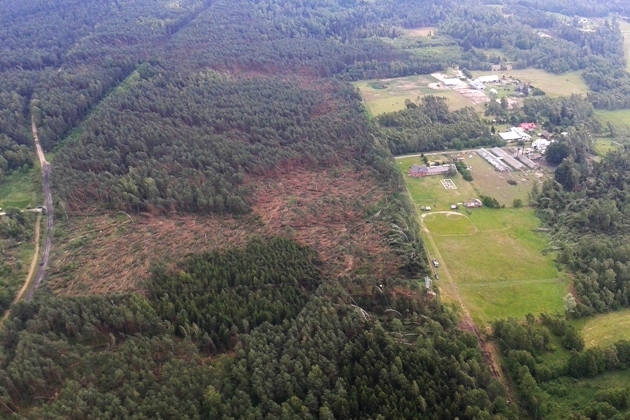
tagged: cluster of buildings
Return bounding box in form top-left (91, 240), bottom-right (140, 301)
top-left (408, 164), bottom-right (455, 178)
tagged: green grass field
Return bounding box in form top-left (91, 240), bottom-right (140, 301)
top-left (576, 309), bottom-right (630, 349)
top-left (594, 138), bottom-right (622, 157)
top-left (596, 109), bottom-right (630, 129)
top-left (471, 68), bottom-right (589, 97)
top-left (0, 167), bottom-right (40, 209)
top-left (428, 209), bottom-right (567, 324)
top-left (399, 155), bottom-right (566, 325)
top-left (354, 75), bottom-right (475, 117)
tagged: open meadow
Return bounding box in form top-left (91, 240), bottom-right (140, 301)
top-left (0, 168), bottom-right (40, 209)
top-left (471, 68), bottom-right (589, 97)
top-left (594, 138), bottom-right (623, 157)
top-left (355, 75), bottom-right (475, 117)
top-left (576, 309), bottom-right (630, 349)
top-left (596, 109), bottom-right (630, 129)
top-left (399, 154), bottom-right (567, 325)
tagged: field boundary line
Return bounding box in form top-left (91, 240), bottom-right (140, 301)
top-left (459, 277), bottom-right (566, 289)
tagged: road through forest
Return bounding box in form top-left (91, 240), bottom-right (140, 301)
top-left (24, 116), bottom-right (53, 301)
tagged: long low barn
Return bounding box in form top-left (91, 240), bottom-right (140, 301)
top-left (490, 147), bottom-right (524, 170)
top-left (518, 154), bottom-right (537, 169)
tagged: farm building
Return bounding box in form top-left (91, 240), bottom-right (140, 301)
top-left (540, 130), bottom-right (553, 140)
top-left (532, 138), bottom-right (551, 151)
top-left (520, 122), bottom-right (536, 131)
top-left (510, 127), bottom-right (532, 140)
top-left (517, 154), bottom-right (537, 169)
top-left (408, 164), bottom-right (454, 178)
top-left (476, 75), bottom-right (500, 83)
top-left (490, 147), bottom-right (524, 170)
top-left (464, 198), bottom-right (483, 208)
top-left (498, 131), bottom-right (522, 142)
top-left (478, 148), bottom-right (510, 172)
top-left (470, 81), bottom-right (485, 90)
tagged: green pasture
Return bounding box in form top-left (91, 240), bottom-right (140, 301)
top-left (471, 68), bottom-right (589, 97)
top-left (594, 138), bottom-right (622, 157)
top-left (596, 109), bottom-right (630, 129)
top-left (355, 75), bottom-right (475, 117)
top-left (0, 167), bottom-right (40, 209)
top-left (427, 209), bottom-right (566, 325)
top-left (399, 156), bottom-right (565, 325)
top-left (576, 309), bottom-right (630, 349)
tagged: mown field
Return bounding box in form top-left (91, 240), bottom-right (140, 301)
top-left (471, 68), bottom-right (589, 97)
top-left (399, 155), bottom-right (567, 325)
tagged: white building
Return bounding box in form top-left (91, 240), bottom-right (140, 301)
top-left (532, 138), bottom-right (551, 151)
top-left (475, 75), bottom-right (500, 83)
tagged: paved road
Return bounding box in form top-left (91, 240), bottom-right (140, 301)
top-left (25, 117), bottom-right (53, 301)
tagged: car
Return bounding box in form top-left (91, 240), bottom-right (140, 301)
top-left (434, 273), bottom-right (439, 280)
top-left (432, 259), bottom-right (439, 268)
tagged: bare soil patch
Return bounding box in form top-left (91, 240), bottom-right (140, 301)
top-left (407, 27), bottom-right (438, 37)
top-left (48, 167), bottom-right (399, 295)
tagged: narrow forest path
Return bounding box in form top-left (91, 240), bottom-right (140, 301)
top-left (24, 116), bottom-right (53, 302)
top-left (1, 213), bottom-right (42, 323)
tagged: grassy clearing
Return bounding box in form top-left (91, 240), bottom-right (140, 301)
top-left (0, 167), bottom-right (40, 209)
top-left (576, 309), bottom-right (630, 349)
top-left (543, 371), bottom-right (630, 420)
top-left (406, 27), bottom-right (438, 37)
top-left (471, 68), bottom-right (589, 97)
top-left (434, 209), bottom-right (559, 283)
top-left (468, 154), bottom-right (542, 206)
top-left (399, 155), bottom-right (565, 325)
top-left (596, 109), bottom-right (630, 129)
top-left (594, 138), bottom-right (622, 157)
top-left (424, 212), bottom-right (476, 236)
top-left (354, 75), bottom-right (475, 117)
top-left (432, 208), bottom-right (566, 324)
top-left (0, 213), bottom-right (38, 314)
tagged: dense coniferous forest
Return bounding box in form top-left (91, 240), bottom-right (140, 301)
top-left (4, 0), bottom-right (630, 417)
top-left (0, 239), bottom-right (517, 419)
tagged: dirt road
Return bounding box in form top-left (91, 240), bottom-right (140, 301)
top-left (24, 116), bottom-right (53, 301)
top-left (1, 214), bottom-right (42, 322)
